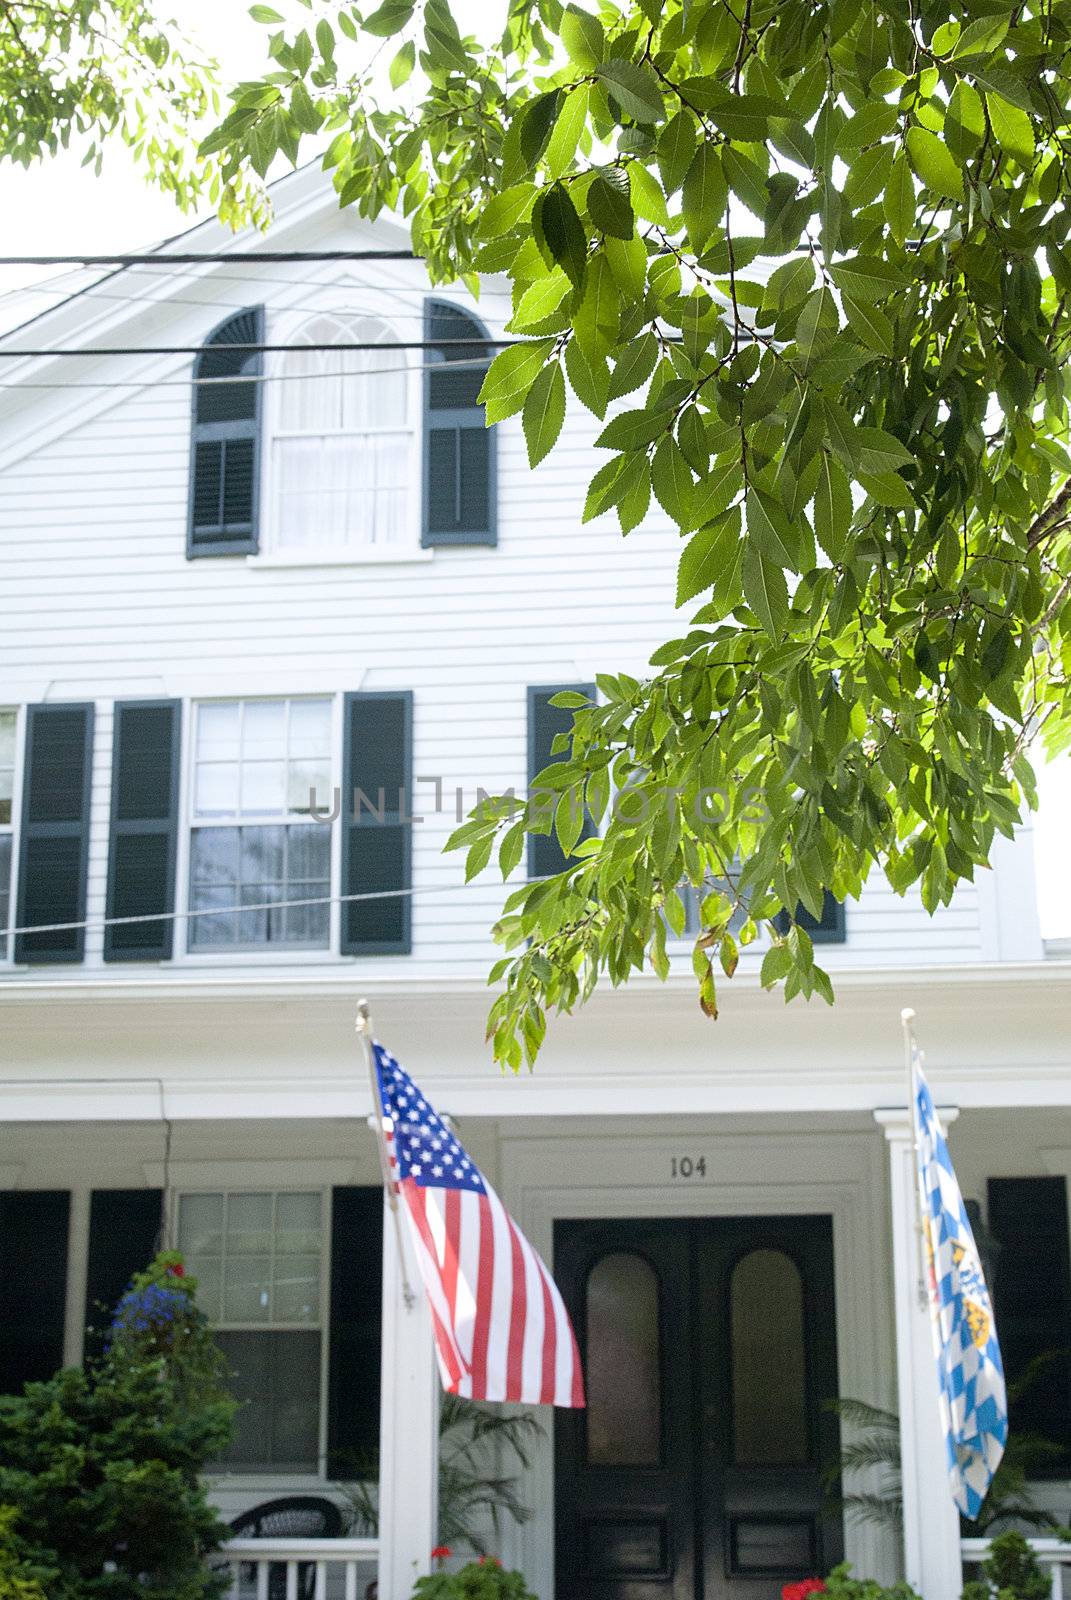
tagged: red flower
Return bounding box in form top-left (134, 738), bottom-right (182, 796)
top-left (782, 1581), bottom-right (826, 1600)
top-left (167, 1263), bottom-right (186, 1277)
top-left (431, 1546), bottom-right (452, 1561)
top-left (477, 1557), bottom-right (501, 1567)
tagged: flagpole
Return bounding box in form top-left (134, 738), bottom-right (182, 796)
top-left (900, 1006), bottom-right (929, 1310)
top-left (356, 998), bottom-right (417, 1311)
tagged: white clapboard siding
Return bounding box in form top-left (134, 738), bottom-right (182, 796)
top-left (0, 196), bottom-right (1038, 984)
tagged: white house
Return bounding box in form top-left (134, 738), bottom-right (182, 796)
top-left (1, 166), bottom-right (1070, 1600)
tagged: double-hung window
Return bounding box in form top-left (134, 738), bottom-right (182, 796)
top-left (0, 710), bottom-right (14, 956)
top-left (188, 698), bottom-right (333, 951)
top-left (273, 313), bottom-right (411, 553)
top-left (178, 1190), bottom-right (325, 1474)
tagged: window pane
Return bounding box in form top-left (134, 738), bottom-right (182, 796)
top-left (197, 702), bottom-right (239, 760)
top-left (0, 836), bottom-right (10, 957)
top-left (191, 1256), bottom-right (223, 1322)
top-left (224, 1254), bottom-right (272, 1322)
top-left (274, 1254), bottom-right (320, 1322)
top-left (242, 700), bottom-right (286, 761)
top-left (179, 1192), bottom-right (224, 1255)
top-left (0, 710), bottom-right (14, 827)
top-left (228, 1192), bottom-right (274, 1253)
top-left (289, 698), bottom-right (332, 757)
top-left (240, 760), bottom-right (286, 816)
top-left (731, 1249), bottom-right (808, 1466)
top-left (215, 1330), bottom-right (321, 1473)
top-left (276, 1192), bottom-right (322, 1249)
top-left (194, 761), bottom-right (239, 818)
top-left (189, 825), bottom-right (328, 950)
top-left (586, 1252), bottom-right (661, 1466)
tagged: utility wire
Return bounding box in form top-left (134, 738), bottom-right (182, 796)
top-left (0, 355), bottom-right (492, 391)
top-left (0, 251), bottom-right (419, 267)
top-left (3, 877), bottom-right (532, 943)
top-left (0, 337), bottom-right (516, 358)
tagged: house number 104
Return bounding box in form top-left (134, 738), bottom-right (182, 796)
top-left (670, 1156), bottom-right (707, 1180)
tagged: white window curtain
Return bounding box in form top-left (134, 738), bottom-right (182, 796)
top-left (274, 312), bottom-right (411, 552)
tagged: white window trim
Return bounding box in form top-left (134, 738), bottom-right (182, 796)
top-left (174, 693), bottom-right (342, 963)
top-left (171, 1183), bottom-right (334, 1481)
top-left (261, 304), bottom-right (423, 563)
top-left (0, 704), bottom-right (24, 969)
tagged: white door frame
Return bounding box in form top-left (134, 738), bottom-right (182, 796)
top-left (498, 1122), bottom-right (900, 1600)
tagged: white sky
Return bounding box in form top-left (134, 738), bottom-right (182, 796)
top-left (0, 1), bottom-right (1067, 940)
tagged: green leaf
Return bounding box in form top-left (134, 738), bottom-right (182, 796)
top-left (721, 146), bottom-right (768, 219)
top-left (596, 60), bottom-right (664, 124)
top-left (608, 331), bottom-right (659, 400)
top-left (905, 126), bottom-right (964, 202)
top-left (588, 173), bottom-right (634, 239)
top-left (537, 184), bottom-right (588, 289)
top-left (985, 93), bottom-right (1035, 165)
top-left (249, 5), bottom-right (284, 21)
top-left (676, 506), bottom-right (741, 605)
top-left (657, 111), bottom-right (697, 196)
top-left (389, 40), bottom-right (415, 88)
top-left (478, 338), bottom-right (554, 420)
top-left (795, 285), bottom-right (838, 362)
top-left (362, 1), bottom-right (414, 36)
top-left (544, 83), bottom-right (590, 179)
top-left (523, 361), bottom-right (566, 467)
top-left (913, 630), bottom-right (941, 682)
top-left (479, 184), bottom-right (536, 239)
top-left (746, 488), bottom-right (798, 571)
top-left (520, 90), bottom-right (561, 168)
top-left (813, 454), bottom-right (851, 562)
top-left (762, 255), bottom-right (815, 314)
top-left (651, 435), bottom-right (694, 529)
top-left (982, 625), bottom-right (1012, 681)
top-left (883, 153), bottom-right (914, 247)
top-left (560, 3), bottom-right (604, 69)
top-left (854, 426), bottom-right (915, 474)
top-left (628, 163), bottom-right (670, 226)
top-left (742, 541), bottom-right (789, 638)
top-left (952, 13), bottom-right (1009, 57)
top-left (595, 408), bottom-right (668, 451)
top-left (681, 142), bottom-right (726, 252)
top-left (842, 293), bottom-right (894, 356)
top-left (829, 256), bottom-right (907, 302)
top-left (706, 93), bottom-right (777, 142)
top-left (856, 469), bottom-right (915, 508)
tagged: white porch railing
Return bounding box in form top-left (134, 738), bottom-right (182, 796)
top-left (962, 1539), bottom-right (1071, 1600)
top-left (217, 1536), bottom-right (379, 1600)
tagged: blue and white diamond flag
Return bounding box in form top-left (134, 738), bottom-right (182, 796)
top-left (912, 1046), bottom-right (1007, 1517)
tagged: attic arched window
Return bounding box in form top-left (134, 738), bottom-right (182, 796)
top-left (273, 312), bottom-right (411, 552)
top-left (423, 301), bottom-right (496, 547)
top-left (188, 307), bottom-right (263, 557)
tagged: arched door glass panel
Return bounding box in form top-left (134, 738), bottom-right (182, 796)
top-left (730, 1247), bottom-right (808, 1465)
top-left (586, 1251), bottom-right (661, 1466)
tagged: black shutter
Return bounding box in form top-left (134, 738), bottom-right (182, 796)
top-left (423, 300), bottom-right (496, 547)
top-left (988, 1177), bottom-right (1071, 1465)
top-left (104, 701), bottom-right (181, 962)
top-left (187, 306), bottom-right (263, 557)
top-left (527, 684), bottom-right (595, 879)
top-left (774, 892), bottom-right (846, 944)
top-left (327, 1186), bottom-right (383, 1475)
top-left (15, 703), bottom-right (94, 964)
top-left (84, 1188), bottom-right (163, 1354)
top-left (0, 1191), bottom-right (70, 1391)
top-left (341, 692), bottom-right (412, 955)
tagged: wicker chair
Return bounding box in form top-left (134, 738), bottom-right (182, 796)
top-left (228, 1496), bottom-right (343, 1600)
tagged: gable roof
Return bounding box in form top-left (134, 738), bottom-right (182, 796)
top-left (0, 164), bottom-right (417, 470)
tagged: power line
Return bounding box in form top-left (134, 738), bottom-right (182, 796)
top-left (0, 355), bottom-right (493, 391)
top-left (0, 337), bottom-right (515, 358)
top-left (0, 250), bottom-right (419, 267)
top-left (3, 876), bottom-right (531, 943)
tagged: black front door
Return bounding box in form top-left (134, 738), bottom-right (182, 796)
top-left (554, 1216), bottom-right (843, 1600)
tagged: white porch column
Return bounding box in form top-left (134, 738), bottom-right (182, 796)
top-left (63, 1185), bottom-right (92, 1367)
top-left (376, 1192), bottom-right (439, 1599)
top-left (874, 1109), bottom-right (962, 1600)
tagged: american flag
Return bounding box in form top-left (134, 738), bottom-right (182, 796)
top-left (372, 1041), bottom-right (584, 1407)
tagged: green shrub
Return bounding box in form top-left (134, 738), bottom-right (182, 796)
top-left (0, 1508), bottom-right (49, 1600)
top-left (964, 1530), bottom-right (1052, 1600)
top-left (821, 1563), bottom-right (924, 1600)
top-left (0, 1252), bottom-right (235, 1600)
top-left (411, 1557), bottom-right (537, 1600)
